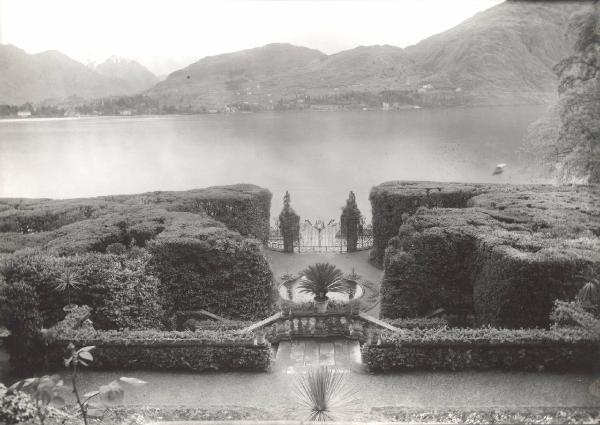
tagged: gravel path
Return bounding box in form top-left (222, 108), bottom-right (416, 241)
top-left (47, 368), bottom-right (599, 409)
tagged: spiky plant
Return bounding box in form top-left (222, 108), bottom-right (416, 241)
top-left (53, 268), bottom-right (81, 307)
top-left (294, 366), bottom-right (357, 422)
top-left (576, 279), bottom-right (600, 311)
top-left (298, 263), bottom-right (347, 301)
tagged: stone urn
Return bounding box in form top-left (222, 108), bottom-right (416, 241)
top-left (314, 297), bottom-right (329, 314)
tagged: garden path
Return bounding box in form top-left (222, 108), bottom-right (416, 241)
top-left (48, 368), bottom-right (599, 409)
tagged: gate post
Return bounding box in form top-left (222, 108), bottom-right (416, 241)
top-left (278, 191), bottom-right (300, 253)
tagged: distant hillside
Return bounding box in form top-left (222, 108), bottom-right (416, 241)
top-left (146, 43), bottom-right (326, 110)
top-left (405, 0), bottom-right (579, 105)
top-left (0, 1), bottom-right (583, 109)
top-left (145, 1), bottom-right (578, 111)
top-left (95, 56), bottom-right (159, 93)
top-left (0, 45), bottom-right (150, 104)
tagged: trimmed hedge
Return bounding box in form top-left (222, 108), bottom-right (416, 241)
top-left (124, 184), bottom-right (272, 244)
top-left (3, 281), bottom-right (45, 374)
top-left (369, 181), bottom-right (488, 267)
top-left (378, 183), bottom-right (600, 328)
top-left (362, 327), bottom-right (596, 372)
top-left (381, 224), bottom-right (476, 321)
top-left (1, 250), bottom-right (164, 330)
top-left (45, 328), bottom-right (271, 372)
top-left (148, 213), bottom-right (273, 321)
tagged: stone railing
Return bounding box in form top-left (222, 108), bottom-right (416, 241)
top-left (241, 311), bottom-right (402, 344)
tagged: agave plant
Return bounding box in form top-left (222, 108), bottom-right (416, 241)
top-left (294, 366), bottom-right (358, 422)
top-left (298, 263), bottom-right (347, 302)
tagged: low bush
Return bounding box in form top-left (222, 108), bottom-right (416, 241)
top-left (45, 328), bottom-right (270, 372)
top-left (1, 250), bottom-right (164, 330)
top-left (362, 326), bottom-right (596, 372)
top-left (149, 214), bottom-right (273, 320)
top-left (3, 281), bottom-right (45, 374)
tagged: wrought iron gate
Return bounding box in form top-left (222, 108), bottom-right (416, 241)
top-left (268, 218), bottom-right (373, 253)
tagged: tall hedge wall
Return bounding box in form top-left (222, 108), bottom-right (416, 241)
top-left (381, 223), bottom-right (476, 320)
top-left (379, 183), bottom-right (600, 328)
top-left (148, 213), bottom-right (273, 321)
top-left (369, 181), bottom-right (490, 267)
top-left (0, 184), bottom-right (272, 252)
top-left (119, 184), bottom-right (272, 244)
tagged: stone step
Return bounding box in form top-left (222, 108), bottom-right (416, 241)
top-left (274, 338), bottom-right (362, 374)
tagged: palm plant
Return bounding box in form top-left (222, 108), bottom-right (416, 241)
top-left (53, 269), bottom-right (82, 308)
top-left (294, 366), bottom-right (358, 422)
top-left (298, 263), bottom-right (347, 302)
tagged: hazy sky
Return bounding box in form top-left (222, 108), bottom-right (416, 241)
top-left (0, 0), bottom-right (502, 75)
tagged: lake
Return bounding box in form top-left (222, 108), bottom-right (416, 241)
top-left (0, 106), bottom-right (547, 221)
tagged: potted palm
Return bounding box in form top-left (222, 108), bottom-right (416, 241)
top-left (298, 263), bottom-right (347, 313)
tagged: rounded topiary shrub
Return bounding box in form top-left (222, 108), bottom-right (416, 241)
top-left (149, 228), bottom-right (273, 321)
top-left (1, 250), bottom-right (164, 330)
top-left (2, 280), bottom-right (45, 374)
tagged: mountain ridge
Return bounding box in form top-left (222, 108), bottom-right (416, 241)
top-left (0, 44), bottom-right (158, 104)
top-left (0, 1), bottom-right (583, 109)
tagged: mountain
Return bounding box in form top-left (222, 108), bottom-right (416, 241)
top-left (146, 43), bottom-right (326, 110)
top-left (0, 1), bottom-right (583, 109)
top-left (0, 45), bottom-right (150, 104)
top-left (145, 1), bottom-right (579, 111)
top-left (404, 0), bottom-right (579, 105)
top-left (95, 56), bottom-right (159, 93)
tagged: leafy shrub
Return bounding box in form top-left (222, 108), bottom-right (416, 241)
top-left (1, 250), bottom-right (164, 330)
top-left (0, 383), bottom-right (37, 425)
top-left (362, 326), bottom-right (595, 372)
top-left (3, 281), bottom-right (45, 374)
top-left (158, 184), bottom-right (272, 244)
top-left (551, 299), bottom-right (600, 338)
top-left (369, 181), bottom-right (483, 267)
top-left (149, 219), bottom-right (273, 320)
top-left (45, 328), bottom-right (270, 372)
top-left (106, 242), bottom-right (127, 255)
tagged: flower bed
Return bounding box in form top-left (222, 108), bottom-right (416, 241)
top-left (362, 327), bottom-right (597, 371)
top-left (45, 328), bottom-right (271, 372)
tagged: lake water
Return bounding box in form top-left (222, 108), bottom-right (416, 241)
top-left (0, 106), bottom-right (547, 220)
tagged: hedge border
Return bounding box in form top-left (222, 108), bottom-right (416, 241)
top-left (45, 329), bottom-right (271, 372)
top-left (362, 327), bottom-right (597, 372)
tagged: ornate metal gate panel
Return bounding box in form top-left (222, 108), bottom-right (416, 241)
top-left (268, 218), bottom-right (373, 253)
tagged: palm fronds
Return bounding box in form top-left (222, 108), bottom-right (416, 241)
top-left (52, 269), bottom-right (82, 306)
top-left (294, 366), bottom-right (358, 422)
top-left (297, 263), bottom-right (347, 301)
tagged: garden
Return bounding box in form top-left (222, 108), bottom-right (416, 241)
top-left (0, 182), bottom-right (599, 424)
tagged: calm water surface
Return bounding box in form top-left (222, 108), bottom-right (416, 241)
top-left (0, 106), bottom-right (546, 219)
